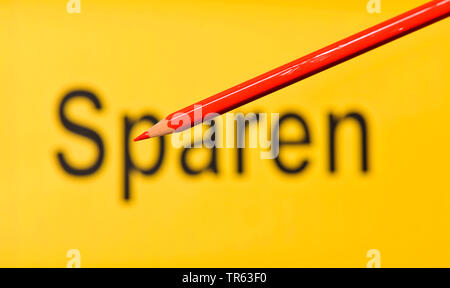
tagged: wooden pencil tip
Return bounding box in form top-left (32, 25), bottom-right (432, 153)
top-left (133, 119), bottom-right (175, 142)
top-left (134, 131), bottom-right (150, 142)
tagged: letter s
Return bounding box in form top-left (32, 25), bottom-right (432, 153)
top-left (57, 89), bottom-right (104, 176)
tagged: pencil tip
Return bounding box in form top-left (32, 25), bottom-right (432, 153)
top-left (133, 119), bottom-right (174, 142)
top-left (134, 131), bottom-right (150, 142)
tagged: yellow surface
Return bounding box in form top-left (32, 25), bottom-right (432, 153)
top-left (0, 0), bottom-right (449, 267)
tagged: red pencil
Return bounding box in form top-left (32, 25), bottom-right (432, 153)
top-left (134, 0), bottom-right (449, 141)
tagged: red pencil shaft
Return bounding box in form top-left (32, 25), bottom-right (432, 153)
top-left (166, 0), bottom-right (449, 131)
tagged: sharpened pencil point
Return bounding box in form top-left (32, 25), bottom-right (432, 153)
top-left (134, 131), bottom-right (150, 142)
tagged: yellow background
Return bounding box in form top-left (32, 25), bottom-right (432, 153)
top-left (0, 0), bottom-right (449, 267)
